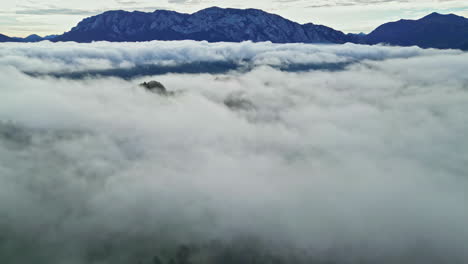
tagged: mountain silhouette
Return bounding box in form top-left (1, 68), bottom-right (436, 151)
top-left (1, 8), bottom-right (467, 50)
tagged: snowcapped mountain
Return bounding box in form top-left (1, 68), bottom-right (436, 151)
top-left (2, 8), bottom-right (467, 50)
top-left (53, 7), bottom-right (348, 43)
top-left (366, 12), bottom-right (468, 50)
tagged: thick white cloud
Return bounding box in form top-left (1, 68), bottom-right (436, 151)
top-left (0, 41), bottom-right (462, 74)
top-left (0, 42), bottom-right (467, 263)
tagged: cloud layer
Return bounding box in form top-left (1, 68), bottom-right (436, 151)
top-left (0, 41), bottom-right (462, 75)
top-left (0, 41), bottom-right (468, 264)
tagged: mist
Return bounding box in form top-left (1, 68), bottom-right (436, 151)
top-left (0, 41), bottom-right (467, 264)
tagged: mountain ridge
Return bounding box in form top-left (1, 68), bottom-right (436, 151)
top-left (365, 12), bottom-right (468, 49)
top-left (1, 8), bottom-right (467, 50)
top-left (53, 7), bottom-right (348, 43)
top-left (0, 33), bottom-right (17, 42)
top-left (1, 34), bottom-right (59, 43)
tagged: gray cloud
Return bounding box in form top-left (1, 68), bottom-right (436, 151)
top-left (0, 41), bottom-right (467, 264)
top-left (15, 7), bottom-right (100, 16)
top-left (115, 0), bottom-right (141, 5)
top-left (278, 0), bottom-right (409, 8)
top-left (168, 0), bottom-right (202, 4)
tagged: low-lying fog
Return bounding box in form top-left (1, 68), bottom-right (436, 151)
top-left (0, 41), bottom-right (467, 264)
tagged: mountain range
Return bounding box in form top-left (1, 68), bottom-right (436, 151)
top-left (1, 7), bottom-right (467, 50)
top-left (0, 33), bottom-right (58, 43)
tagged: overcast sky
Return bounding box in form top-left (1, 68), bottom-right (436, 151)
top-left (1, 0), bottom-right (467, 37)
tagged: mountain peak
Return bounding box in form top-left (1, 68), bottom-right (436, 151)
top-left (54, 6), bottom-right (347, 44)
top-left (424, 12), bottom-right (443, 18)
top-left (421, 12), bottom-right (465, 21)
top-left (201, 6), bottom-right (224, 11)
top-left (102, 9), bottom-right (127, 14)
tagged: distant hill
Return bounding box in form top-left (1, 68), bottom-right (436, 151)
top-left (43, 35), bottom-right (59, 40)
top-left (0, 33), bottom-right (16, 42)
top-left (366, 12), bottom-right (468, 50)
top-left (23, 34), bottom-right (43, 42)
top-left (0, 34), bottom-right (58, 43)
top-left (53, 7), bottom-right (348, 43)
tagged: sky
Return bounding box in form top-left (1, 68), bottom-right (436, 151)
top-left (1, 0), bottom-right (468, 37)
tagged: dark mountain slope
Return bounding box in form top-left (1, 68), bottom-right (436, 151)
top-left (0, 33), bottom-right (16, 42)
top-left (366, 12), bottom-right (468, 50)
